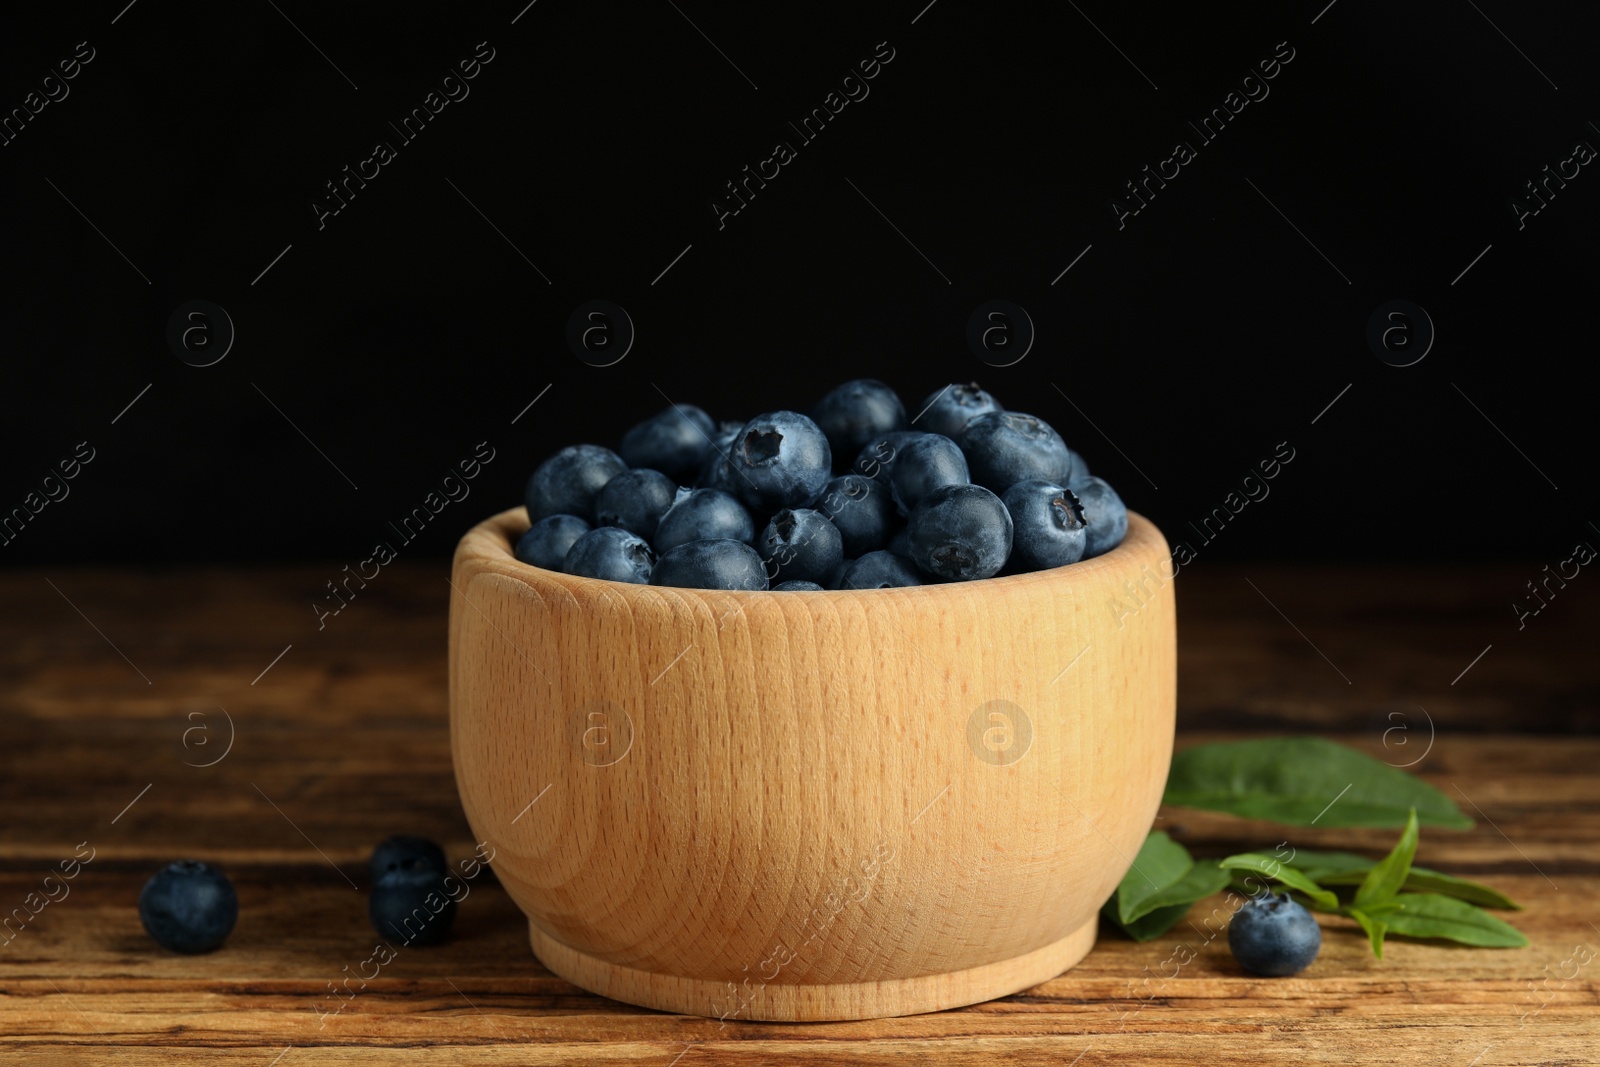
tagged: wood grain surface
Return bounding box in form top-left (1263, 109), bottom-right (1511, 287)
top-left (1, 560), bottom-right (1595, 1064)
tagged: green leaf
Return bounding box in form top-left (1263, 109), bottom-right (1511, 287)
top-left (1102, 833), bottom-right (1234, 941)
top-left (1345, 906), bottom-right (1389, 958)
top-left (1400, 869), bottom-right (1522, 911)
top-left (1163, 737), bottom-right (1474, 829)
top-left (1218, 853), bottom-right (1340, 911)
top-left (1381, 893), bottom-right (1529, 948)
top-left (1291, 848), bottom-right (1521, 909)
top-left (1285, 848), bottom-right (1376, 883)
top-left (1355, 809), bottom-right (1419, 909)
top-left (1122, 862), bottom-right (1233, 923)
top-left (1113, 831), bottom-right (1197, 925)
top-left (1102, 897), bottom-right (1195, 942)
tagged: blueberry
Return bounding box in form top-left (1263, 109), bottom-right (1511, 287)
top-left (730, 412), bottom-right (832, 512)
top-left (815, 474), bottom-right (896, 557)
top-left (368, 835), bottom-right (456, 946)
top-left (1001, 480), bottom-right (1087, 570)
top-left (887, 525), bottom-right (913, 559)
top-left (514, 514), bottom-right (591, 570)
top-left (138, 861), bottom-right (238, 954)
top-left (914, 382), bottom-right (1003, 438)
top-left (1066, 448), bottom-right (1091, 487)
top-left (1228, 890), bottom-right (1322, 976)
top-left (594, 468), bottom-right (677, 538)
top-left (810, 379), bottom-right (906, 470)
top-left (774, 580), bottom-right (825, 591)
top-left (654, 487), bottom-right (755, 553)
top-left (619, 404), bottom-right (716, 482)
top-left (889, 433), bottom-right (970, 515)
top-left (851, 430), bottom-right (924, 484)
top-left (959, 412), bottom-right (1074, 495)
top-left (651, 538), bottom-right (769, 590)
top-left (370, 835), bottom-right (447, 881)
top-left (758, 508), bottom-right (844, 586)
top-left (564, 527), bottom-right (655, 583)
top-left (525, 444), bottom-right (627, 522)
top-left (1072, 476), bottom-right (1128, 558)
top-left (834, 550), bottom-right (925, 589)
top-left (907, 483), bottom-right (1013, 581)
top-left (694, 422), bottom-right (744, 494)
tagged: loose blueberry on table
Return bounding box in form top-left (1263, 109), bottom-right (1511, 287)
top-left (369, 835), bottom-right (458, 946)
top-left (1228, 890), bottom-right (1322, 976)
top-left (138, 860), bottom-right (238, 954)
top-left (514, 379), bottom-right (1131, 589)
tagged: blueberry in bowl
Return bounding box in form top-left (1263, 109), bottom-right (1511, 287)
top-left (730, 411), bottom-right (833, 512)
top-left (515, 514), bottom-right (591, 570)
top-left (525, 444), bottom-right (628, 523)
top-left (810, 379), bottom-right (907, 470)
top-left (959, 412), bottom-right (1074, 495)
top-left (906, 483), bottom-right (1013, 581)
top-left (564, 527), bottom-right (655, 584)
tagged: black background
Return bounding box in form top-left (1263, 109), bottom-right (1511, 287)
top-left (1, 1), bottom-right (1594, 566)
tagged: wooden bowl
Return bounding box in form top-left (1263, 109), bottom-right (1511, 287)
top-left (449, 507), bottom-right (1176, 1021)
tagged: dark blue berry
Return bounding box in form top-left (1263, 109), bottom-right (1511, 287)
top-left (887, 525), bottom-right (913, 559)
top-left (907, 483), bottom-right (1013, 581)
top-left (774, 580), bottom-right (825, 591)
top-left (564, 527), bottom-right (655, 583)
top-left (651, 538), bottom-right (769, 590)
top-left (914, 382), bottom-right (1003, 438)
top-left (1228, 891), bottom-right (1322, 976)
top-left (694, 422), bottom-right (744, 494)
top-left (369, 835), bottom-right (456, 947)
top-left (1072, 476), bottom-right (1128, 558)
top-left (138, 861), bottom-right (238, 954)
top-left (594, 469), bottom-right (677, 538)
top-left (1066, 448), bottom-right (1091, 487)
top-left (1001, 480), bottom-right (1087, 570)
top-left (654, 488), bottom-right (755, 553)
top-left (834, 550), bottom-right (925, 589)
top-left (370, 835), bottom-right (447, 881)
top-left (959, 412), bottom-right (1074, 495)
top-left (889, 433), bottom-right (969, 516)
top-left (815, 474), bottom-right (896, 557)
top-left (619, 404), bottom-right (716, 481)
top-left (810, 379), bottom-right (906, 471)
top-left (758, 508), bottom-right (844, 586)
top-left (731, 412), bottom-right (832, 512)
top-left (525, 444), bottom-right (627, 522)
top-left (515, 514), bottom-right (590, 570)
top-left (851, 430), bottom-right (924, 484)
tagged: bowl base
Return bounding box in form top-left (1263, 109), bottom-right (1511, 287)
top-left (529, 918), bottom-right (1098, 1022)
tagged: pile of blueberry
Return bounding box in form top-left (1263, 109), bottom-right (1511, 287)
top-left (517, 381), bottom-right (1129, 590)
top-left (136, 837), bottom-right (459, 954)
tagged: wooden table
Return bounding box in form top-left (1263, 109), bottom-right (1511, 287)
top-left (2, 563), bottom-right (1595, 1064)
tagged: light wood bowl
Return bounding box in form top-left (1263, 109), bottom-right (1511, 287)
top-left (449, 506), bottom-right (1176, 1021)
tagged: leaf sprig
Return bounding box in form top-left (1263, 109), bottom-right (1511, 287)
top-left (1102, 738), bottom-right (1528, 955)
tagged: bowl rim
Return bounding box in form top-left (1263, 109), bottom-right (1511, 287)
top-left (456, 506), bottom-right (1170, 603)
